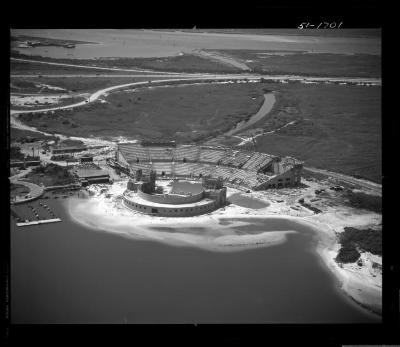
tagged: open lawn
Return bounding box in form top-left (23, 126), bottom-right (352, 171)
top-left (210, 50), bottom-right (381, 78)
top-left (18, 82), bottom-right (266, 141)
top-left (240, 83), bottom-right (381, 183)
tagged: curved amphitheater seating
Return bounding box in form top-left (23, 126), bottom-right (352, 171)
top-left (128, 162), bottom-right (152, 173)
top-left (174, 146), bottom-right (201, 161)
top-left (118, 143), bottom-right (301, 190)
top-left (148, 147), bottom-right (173, 161)
top-left (242, 152), bottom-right (272, 171)
top-left (199, 148), bottom-right (226, 164)
top-left (220, 150), bottom-right (252, 167)
top-left (175, 162), bottom-right (202, 176)
top-left (152, 162), bottom-right (173, 175)
top-left (119, 144), bottom-right (149, 162)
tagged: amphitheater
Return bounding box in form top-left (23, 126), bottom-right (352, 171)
top-left (112, 142), bottom-right (303, 217)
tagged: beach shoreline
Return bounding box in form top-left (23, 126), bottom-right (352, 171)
top-left (66, 181), bottom-right (382, 317)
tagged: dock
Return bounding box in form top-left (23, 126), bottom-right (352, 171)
top-left (16, 218), bottom-right (62, 227)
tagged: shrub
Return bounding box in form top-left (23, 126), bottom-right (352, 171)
top-left (345, 190), bottom-right (382, 213)
top-left (10, 146), bottom-right (24, 160)
top-left (340, 227), bottom-right (382, 255)
top-left (336, 245), bottom-right (360, 263)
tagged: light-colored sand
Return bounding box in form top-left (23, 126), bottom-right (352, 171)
top-left (68, 182), bottom-right (295, 251)
top-left (10, 94), bottom-right (78, 107)
top-left (67, 178), bottom-right (382, 315)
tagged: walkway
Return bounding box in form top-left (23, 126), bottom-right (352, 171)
top-left (10, 179), bottom-right (44, 204)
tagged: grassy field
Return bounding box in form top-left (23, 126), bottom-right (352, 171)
top-left (18, 83), bottom-right (266, 141)
top-left (10, 127), bottom-right (57, 144)
top-left (10, 60), bottom-right (166, 76)
top-left (14, 79), bottom-right (381, 183)
top-left (11, 76), bottom-right (154, 94)
top-left (11, 52), bottom-right (242, 74)
top-left (210, 50), bottom-right (381, 78)
top-left (10, 183), bottom-right (30, 198)
top-left (238, 83), bottom-right (381, 183)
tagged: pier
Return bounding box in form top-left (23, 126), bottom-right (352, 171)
top-left (16, 218), bottom-right (62, 227)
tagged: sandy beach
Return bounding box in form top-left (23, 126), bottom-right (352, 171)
top-left (66, 179), bottom-right (382, 317)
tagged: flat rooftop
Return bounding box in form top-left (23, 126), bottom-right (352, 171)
top-left (74, 168), bottom-right (110, 179)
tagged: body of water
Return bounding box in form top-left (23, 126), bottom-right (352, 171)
top-left (11, 29), bottom-right (381, 59)
top-left (228, 193), bottom-right (269, 209)
top-left (11, 195), bottom-right (380, 323)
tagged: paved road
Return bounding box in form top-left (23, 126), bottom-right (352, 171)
top-left (11, 73), bottom-right (381, 85)
top-left (10, 75), bottom-right (263, 118)
top-left (10, 58), bottom-right (382, 191)
top-left (11, 58), bottom-right (381, 84)
top-left (10, 179), bottom-right (44, 204)
top-left (12, 74), bottom-right (213, 78)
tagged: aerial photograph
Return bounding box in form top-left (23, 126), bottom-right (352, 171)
top-left (9, 28), bottom-right (381, 324)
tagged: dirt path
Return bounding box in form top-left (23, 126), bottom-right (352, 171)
top-left (192, 49), bottom-right (251, 71)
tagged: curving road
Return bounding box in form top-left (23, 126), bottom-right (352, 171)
top-left (10, 179), bottom-right (44, 204)
top-left (10, 75), bottom-right (262, 117)
top-left (10, 58), bottom-right (382, 193)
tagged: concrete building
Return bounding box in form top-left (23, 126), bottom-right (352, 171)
top-left (117, 143), bottom-right (303, 190)
top-left (73, 165), bottom-right (110, 186)
top-left (50, 145), bottom-right (87, 155)
top-left (123, 169), bottom-right (227, 217)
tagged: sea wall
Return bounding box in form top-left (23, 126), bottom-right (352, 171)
top-left (137, 185), bottom-right (204, 205)
top-left (123, 194), bottom-right (217, 217)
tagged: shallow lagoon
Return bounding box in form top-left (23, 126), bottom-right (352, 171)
top-left (11, 197), bottom-right (380, 323)
top-left (228, 193), bottom-right (270, 209)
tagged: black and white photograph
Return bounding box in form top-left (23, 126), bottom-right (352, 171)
top-left (4, 4), bottom-right (395, 343)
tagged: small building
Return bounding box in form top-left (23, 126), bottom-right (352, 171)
top-left (25, 160), bottom-right (41, 167)
top-left (10, 159), bottom-right (40, 168)
top-left (80, 155), bottom-right (94, 164)
top-left (50, 145), bottom-right (87, 155)
top-left (74, 167), bottom-right (110, 185)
